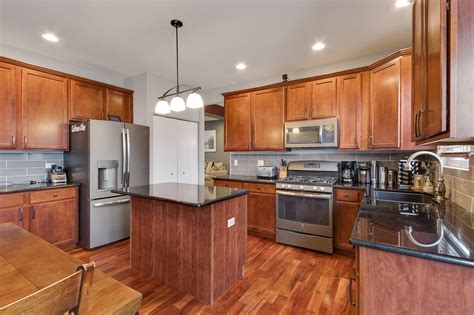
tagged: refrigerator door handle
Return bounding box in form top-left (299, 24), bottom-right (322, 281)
top-left (126, 128), bottom-right (131, 187)
top-left (121, 128), bottom-right (127, 188)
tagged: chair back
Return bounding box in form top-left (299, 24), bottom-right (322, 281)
top-left (0, 262), bottom-right (95, 315)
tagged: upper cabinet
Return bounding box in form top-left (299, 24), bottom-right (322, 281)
top-left (21, 69), bottom-right (69, 150)
top-left (412, 0), bottom-right (474, 143)
top-left (337, 73), bottom-right (363, 150)
top-left (106, 89), bottom-right (133, 123)
top-left (310, 77), bottom-right (337, 119)
top-left (70, 80), bottom-right (105, 121)
top-left (252, 87), bottom-right (285, 150)
top-left (369, 58), bottom-right (401, 149)
top-left (285, 83), bottom-right (310, 121)
top-left (224, 93), bottom-right (252, 151)
top-left (0, 57), bottom-right (134, 151)
top-left (0, 62), bottom-right (20, 149)
top-left (224, 89), bottom-right (285, 152)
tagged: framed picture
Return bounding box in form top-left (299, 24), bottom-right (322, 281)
top-left (204, 130), bottom-right (216, 152)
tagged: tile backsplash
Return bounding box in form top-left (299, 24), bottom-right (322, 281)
top-left (443, 156), bottom-right (474, 213)
top-left (0, 152), bottom-right (64, 186)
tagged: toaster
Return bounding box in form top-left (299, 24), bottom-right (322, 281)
top-left (257, 166), bottom-right (278, 178)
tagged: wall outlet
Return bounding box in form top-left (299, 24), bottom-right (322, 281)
top-left (227, 217), bottom-right (235, 228)
top-left (258, 160), bottom-right (265, 166)
top-left (45, 162), bottom-right (54, 169)
top-left (234, 160), bottom-right (238, 166)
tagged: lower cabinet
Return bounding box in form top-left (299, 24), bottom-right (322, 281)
top-left (213, 179), bottom-right (276, 239)
top-left (334, 188), bottom-right (364, 252)
top-left (0, 187), bottom-right (78, 248)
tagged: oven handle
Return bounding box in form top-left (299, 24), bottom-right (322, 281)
top-left (276, 190), bottom-right (332, 199)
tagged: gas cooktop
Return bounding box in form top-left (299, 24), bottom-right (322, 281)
top-left (277, 175), bottom-right (338, 186)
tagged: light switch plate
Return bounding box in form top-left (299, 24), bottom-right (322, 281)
top-left (258, 160), bottom-right (264, 166)
top-left (227, 217), bottom-right (235, 228)
top-left (234, 160), bottom-right (238, 166)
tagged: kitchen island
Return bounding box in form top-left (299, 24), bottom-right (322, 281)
top-left (113, 183), bottom-right (248, 304)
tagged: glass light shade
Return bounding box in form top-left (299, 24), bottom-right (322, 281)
top-left (186, 92), bottom-right (204, 109)
top-left (155, 100), bottom-right (170, 114)
top-left (170, 96), bottom-right (186, 112)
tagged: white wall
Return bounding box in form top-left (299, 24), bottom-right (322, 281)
top-left (0, 44), bottom-right (127, 87)
top-left (200, 49), bottom-right (396, 105)
top-left (124, 72), bottom-right (205, 185)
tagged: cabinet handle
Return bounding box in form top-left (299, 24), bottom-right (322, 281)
top-left (23, 136), bottom-right (27, 148)
top-left (53, 193), bottom-right (59, 197)
top-left (304, 109), bottom-right (307, 119)
top-left (414, 111), bottom-right (419, 137)
top-left (417, 110), bottom-right (424, 137)
top-left (18, 208), bottom-right (23, 222)
top-left (11, 136), bottom-right (15, 147)
top-left (31, 206), bottom-right (36, 219)
top-left (349, 276), bottom-right (356, 306)
top-left (368, 136), bottom-right (373, 148)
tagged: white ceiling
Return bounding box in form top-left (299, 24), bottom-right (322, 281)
top-left (0, 0), bottom-right (412, 90)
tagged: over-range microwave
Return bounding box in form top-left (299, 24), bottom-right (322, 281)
top-left (285, 117), bottom-right (338, 148)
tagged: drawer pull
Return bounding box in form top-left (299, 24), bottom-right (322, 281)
top-left (53, 193), bottom-right (59, 197)
top-left (345, 194), bottom-right (349, 197)
top-left (18, 208), bottom-right (23, 222)
top-left (31, 207), bottom-right (36, 219)
top-left (349, 275), bottom-right (356, 306)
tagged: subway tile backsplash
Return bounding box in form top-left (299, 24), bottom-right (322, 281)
top-left (0, 152), bottom-right (64, 186)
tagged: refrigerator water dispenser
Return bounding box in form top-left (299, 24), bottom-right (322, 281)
top-left (98, 160), bottom-right (118, 190)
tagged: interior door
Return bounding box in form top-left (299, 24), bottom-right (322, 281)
top-left (21, 68), bottom-right (68, 150)
top-left (252, 87), bottom-right (285, 150)
top-left (126, 123), bottom-right (150, 187)
top-left (0, 62), bottom-right (19, 149)
top-left (153, 116), bottom-right (178, 183)
top-left (177, 120), bottom-right (199, 185)
top-left (369, 58), bottom-right (401, 149)
top-left (337, 73), bottom-right (362, 150)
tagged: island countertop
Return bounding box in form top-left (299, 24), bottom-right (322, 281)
top-left (112, 182), bottom-right (249, 207)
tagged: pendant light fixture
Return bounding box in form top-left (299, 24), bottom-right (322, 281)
top-left (155, 19), bottom-right (203, 114)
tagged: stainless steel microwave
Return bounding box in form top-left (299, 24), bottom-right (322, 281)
top-left (285, 118), bottom-right (338, 148)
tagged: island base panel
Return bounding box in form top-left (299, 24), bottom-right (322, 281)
top-left (130, 195), bottom-right (247, 304)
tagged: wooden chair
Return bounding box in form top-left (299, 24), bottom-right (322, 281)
top-left (0, 262), bottom-right (95, 315)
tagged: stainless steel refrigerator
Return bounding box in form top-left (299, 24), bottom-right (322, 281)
top-left (65, 120), bottom-right (149, 249)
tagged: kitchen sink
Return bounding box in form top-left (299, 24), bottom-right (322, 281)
top-left (373, 189), bottom-right (433, 204)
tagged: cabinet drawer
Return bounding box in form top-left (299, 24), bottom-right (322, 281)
top-left (0, 193), bottom-right (26, 208)
top-left (213, 180), bottom-right (243, 189)
top-left (30, 187), bottom-right (77, 204)
top-left (335, 189), bottom-right (361, 202)
top-left (242, 182), bottom-right (276, 195)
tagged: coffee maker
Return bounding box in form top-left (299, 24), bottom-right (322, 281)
top-left (340, 161), bottom-right (356, 184)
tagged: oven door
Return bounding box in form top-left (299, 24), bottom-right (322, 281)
top-left (276, 190), bottom-right (333, 237)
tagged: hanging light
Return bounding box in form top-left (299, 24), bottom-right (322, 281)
top-left (155, 99), bottom-right (170, 114)
top-left (154, 19), bottom-right (203, 115)
top-left (186, 91), bottom-right (204, 109)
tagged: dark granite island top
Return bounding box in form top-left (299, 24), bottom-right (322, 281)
top-left (112, 182), bottom-right (249, 207)
top-left (351, 189), bottom-right (474, 268)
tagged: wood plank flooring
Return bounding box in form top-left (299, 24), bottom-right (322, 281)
top-left (67, 235), bottom-right (356, 314)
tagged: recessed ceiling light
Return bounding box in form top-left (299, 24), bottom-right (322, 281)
top-left (312, 42), bottom-right (325, 51)
top-left (236, 63), bottom-right (246, 70)
top-left (42, 33), bottom-right (59, 42)
top-left (395, 0), bottom-right (413, 8)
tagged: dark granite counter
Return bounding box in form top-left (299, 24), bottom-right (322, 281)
top-left (351, 188), bottom-right (474, 268)
top-left (112, 182), bottom-right (249, 207)
top-left (0, 182), bottom-right (79, 194)
top-left (213, 175), bottom-right (277, 184)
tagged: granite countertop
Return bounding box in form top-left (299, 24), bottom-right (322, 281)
top-left (112, 183), bottom-right (249, 207)
top-left (351, 188), bottom-right (474, 268)
top-left (213, 175), bottom-right (277, 184)
top-left (0, 182), bottom-right (79, 194)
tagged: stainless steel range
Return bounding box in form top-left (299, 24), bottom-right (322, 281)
top-left (276, 160), bottom-right (339, 254)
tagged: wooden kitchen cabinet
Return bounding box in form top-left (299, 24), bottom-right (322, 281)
top-left (285, 82), bottom-right (311, 121)
top-left (311, 77), bottom-right (337, 119)
top-left (0, 62), bottom-right (20, 149)
top-left (0, 187), bottom-right (77, 248)
top-left (334, 188), bottom-right (364, 252)
top-left (224, 93), bottom-right (252, 151)
top-left (369, 58), bottom-right (401, 149)
top-left (70, 80), bottom-right (105, 121)
top-left (21, 68), bottom-right (69, 150)
top-left (252, 87), bottom-right (285, 151)
top-left (337, 73), bottom-right (363, 150)
top-left (106, 88), bottom-right (133, 123)
top-left (213, 179), bottom-right (243, 189)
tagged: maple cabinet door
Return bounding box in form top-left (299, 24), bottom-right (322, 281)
top-left (311, 77), bottom-right (337, 119)
top-left (286, 83), bottom-right (310, 121)
top-left (0, 62), bottom-right (20, 149)
top-left (70, 80), bottom-right (105, 121)
top-left (106, 88), bottom-right (133, 123)
top-left (337, 73), bottom-right (362, 150)
top-left (224, 93), bottom-right (251, 151)
top-left (21, 68), bottom-right (69, 150)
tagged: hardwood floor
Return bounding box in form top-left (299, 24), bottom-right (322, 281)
top-left (67, 235), bottom-right (356, 314)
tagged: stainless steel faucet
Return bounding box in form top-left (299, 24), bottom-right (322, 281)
top-left (405, 151), bottom-right (446, 203)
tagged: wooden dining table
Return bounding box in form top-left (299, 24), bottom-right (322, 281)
top-left (0, 223), bottom-right (141, 314)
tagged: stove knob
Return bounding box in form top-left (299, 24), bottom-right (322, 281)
top-left (313, 186), bottom-right (317, 190)
top-left (287, 185), bottom-right (291, 189)
top-left (300, 185), bottom-right (304, 189)
top-left (319, 187), bottom-right (325, 192)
